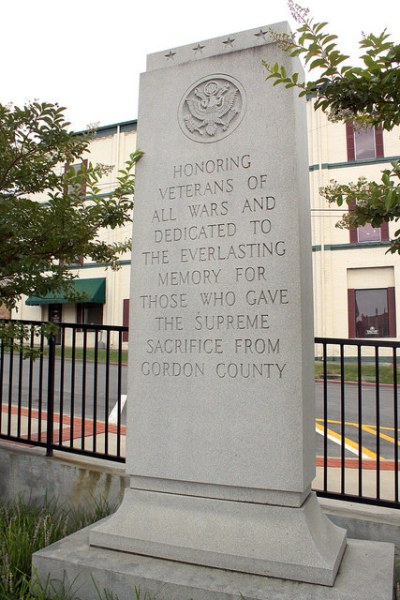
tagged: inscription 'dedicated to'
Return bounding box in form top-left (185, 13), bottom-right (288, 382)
top-left (138, 150), bottom-right (290, 384)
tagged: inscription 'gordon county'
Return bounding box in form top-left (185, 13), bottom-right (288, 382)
top-left (138, 147), bottom-right (292, 381)
top-left (178, 75), bottom-right (246, 143)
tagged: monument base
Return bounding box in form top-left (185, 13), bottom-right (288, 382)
top-left (32, 522), bottom-right (394, 600)
top-left (89, 489), bottom-right (346, 586)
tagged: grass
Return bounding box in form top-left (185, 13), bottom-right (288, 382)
top-left (315, 360), bottom-right (400, 385)
top-left (1, 345), bottom-right (129, 365)
top-left (0, 495), bottom-right (115, 600)
top-left (0, 496), bottom-right (397, 599)
top-left (54, 347), bottom-right (128, 365)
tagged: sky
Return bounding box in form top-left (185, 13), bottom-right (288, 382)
top-left (1, 0), bottom-right (399, 131)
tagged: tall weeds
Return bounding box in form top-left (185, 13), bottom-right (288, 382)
top-left (0, 495), bottom-right (113, 599)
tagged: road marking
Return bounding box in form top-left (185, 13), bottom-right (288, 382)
top-left (362, 424), bottom-right (400, 446)
top-left (317, 418), bottom-right (376, 428)
top-left (316, 418), bottom-right (397, 434)
top-left (108, 394), bottom-right (127, 425)
top-left (315, 422), bottom-right (376, 460)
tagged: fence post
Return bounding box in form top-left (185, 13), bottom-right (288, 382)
top-left (46, 333), bottom-right (56, 457)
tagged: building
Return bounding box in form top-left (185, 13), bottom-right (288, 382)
top-left (12, 105), bottom-right (400, 345)
top-left (14, 120), bottom-right (137, 342)
top-left (308, 101), bottom-right (400, 341)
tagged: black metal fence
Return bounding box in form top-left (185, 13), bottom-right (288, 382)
top-left (0, 320), bottom-right (127, 462)
top-left (1, 321), bottom-right (399, 508)
top-left (314, 336), bottom-right (400, 509)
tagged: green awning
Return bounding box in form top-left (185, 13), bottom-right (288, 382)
top-left (26, 278), bottom-right (106, 306)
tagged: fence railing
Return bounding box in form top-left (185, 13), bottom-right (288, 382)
top-left (314, 336), bottom-right (400, 509)
top-left (0, 320), bottom-right (127, 462)
top-left (1, 321), bottom-right (399, 508)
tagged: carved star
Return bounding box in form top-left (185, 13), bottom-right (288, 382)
top-left (164, 50), bottom-right (176, 60)
top-left (193, 43), bottom-right (205, 54)
top-left (222, 36), bottom-right (235, 48)
top-left (254, 29), bottom-right (268, 40)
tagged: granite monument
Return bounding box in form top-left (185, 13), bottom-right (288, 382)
top-left (33, 23), bottom-right (395, 600)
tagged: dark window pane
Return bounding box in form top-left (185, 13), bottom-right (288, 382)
top-left (355, 289), bottom-right (389, 337)
top-left (77, 303), bottom-right (103, 329)
top-left (357, 223), bottom-right (381, 242)
top-left (354, 128), bottom-right (376, 160)
top-left (65, 161), bottom-right (87, 197)
top-left (48, 304), bottom-right (63, 344)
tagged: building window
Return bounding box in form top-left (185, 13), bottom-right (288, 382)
top-left (77, 303), bottom-right (103, 328)
top-left (122, 299), bottom-right (129, 342)
top-left (48, 304), bottom-right (63, 344)
top-left (355, 223), bottom-right (382, 243)
top-left (0, 304), bottom-right (11, 319)
top-left (65, 160), bottom-right (88, 197)
top-left (346, 122), bottom-right (384, 162)
top-left (354, 128), bottom-right (376, 160)
top-left (346, 123), bottom-right (388, 243)
top-left (348, 287), bottom-right (396, 338)
top-left (349, 215), bottom-right (389, 244)
top-left (349, 206), bottom-right (389, 244)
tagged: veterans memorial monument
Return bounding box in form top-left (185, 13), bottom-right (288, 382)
top-left (34, 23), bottom-right (395, 600)
top-left (90, 20), bottom-right (347, 585)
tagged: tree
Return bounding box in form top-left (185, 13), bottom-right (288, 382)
top-left (0, 101), bottom-right (142, 313)
top-left (264, 1), bottom-right (400, 253)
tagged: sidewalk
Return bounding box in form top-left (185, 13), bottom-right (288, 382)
top-left (0, 403), bottom-right (126, 460)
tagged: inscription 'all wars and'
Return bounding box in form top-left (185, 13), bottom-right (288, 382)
top-left (137, 79), bottom-right (291, 385)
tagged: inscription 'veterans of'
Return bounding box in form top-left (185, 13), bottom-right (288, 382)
top-left (138, 151), bottom-right (289, 383)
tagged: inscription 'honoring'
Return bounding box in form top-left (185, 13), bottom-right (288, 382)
top-left (137, 74), bottom-right (290, 385)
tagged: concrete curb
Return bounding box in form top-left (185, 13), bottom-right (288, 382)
top-left (0, 440), bottom-right (399, 550)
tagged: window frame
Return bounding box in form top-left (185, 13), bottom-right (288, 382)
top-left (348, 287), bottom-right (396, 338)
top-left (64, 160), bottom-right (87, 265)
top-left (76, 302), bottom-right (104, 330)
top-left (349, 216), bottom-right (389, 244)
top-left (64, 159), bottom-right (88, 197)
top-left (346, 122), bottom-right (384, 162)
top-left (346, 123), bottom-right (387, 243)
top-left (122, 298), bottom-right (129, 342)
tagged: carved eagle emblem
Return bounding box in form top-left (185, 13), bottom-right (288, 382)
top-left (184, 80), bottom-right (240, 137)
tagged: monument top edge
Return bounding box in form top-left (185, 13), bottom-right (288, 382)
top-left (145, 21), bottom-right (290, 72)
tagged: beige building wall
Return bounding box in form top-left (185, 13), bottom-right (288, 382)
top-left (12, 105), bottom-right (400, 346)
top-left (308, 100), bottom-right (400, 343)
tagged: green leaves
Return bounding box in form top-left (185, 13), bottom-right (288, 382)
top-left (265, 5), bottom-right (400, 130)
top-left (264, 60), bottom-right (307, 90)
top-left (265, 3), bottom-right (400, 253)
top-left (321, 160), bottom-right (400, 253)
top-left (0, 102), bottom-right (143, 310)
